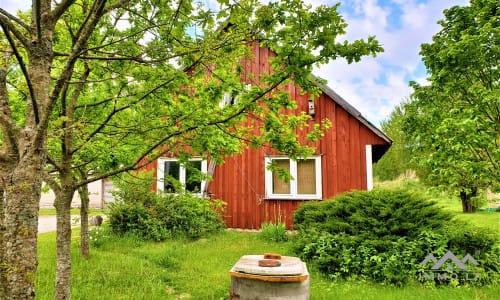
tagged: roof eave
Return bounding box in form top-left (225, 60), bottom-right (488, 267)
top-left (314, 79), bottom-right (392, 145)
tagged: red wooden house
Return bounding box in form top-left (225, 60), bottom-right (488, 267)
top-left (152, 43), bottom-right (391, 229)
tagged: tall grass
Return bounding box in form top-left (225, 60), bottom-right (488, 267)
top-left (36, 229), bottom-right (499, 300)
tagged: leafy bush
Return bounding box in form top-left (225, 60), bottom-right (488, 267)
top-left (439, 223), bottom-right (500, 286)
top-left (261, 221), bottom-right (288, 242)
top-left (108, 173), bottom-right (226, 241)
top-left (292, 189), bottom-right (499, 286)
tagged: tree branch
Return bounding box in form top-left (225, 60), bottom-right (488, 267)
top-left (34, 0), bottom-right (42, 43)
top-left (0, 8), bottom-right (31, 36)
top-left (51, 0), bottom-right (76, 21)
top-left (104, 0), bottom-right (129, 13)
top-left (0, 52), bottom-right (20, 152)
top-left (72, 77), bottom-right (176, 155)
top-left (0, 13), bottom-right (30, 50)
top-left (42, 170), bottom-right (61, 195)
top-left (0, 22), bottom-right (39, 124)
top-left (39, 0), bottom-right (108, 144)
top-left (46, 155), bottom-right (63, 174)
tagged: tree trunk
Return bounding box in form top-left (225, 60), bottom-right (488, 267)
top-left (3, 162), bottom-right (44, 299)
top-left (54, 187), bottom-right (75, 300)
top-left (0, 186), bottom-right (6, 299)
top-left (79, 183), bottom-right (90, 258)
top-left (460, 188), bottom-right (477, 213)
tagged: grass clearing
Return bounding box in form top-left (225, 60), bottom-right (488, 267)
top-left (375, 179), bottom-right (500, 236)
top-left (35, 178), bottom-right (499, 299)
top-left (428, 192), bottom-right (500, 237)
top-left (39, 208), bottom-right (107, 216)
top-left (36, 228), bottom-right (499, 299)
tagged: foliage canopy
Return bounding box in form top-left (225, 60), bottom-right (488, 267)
top-left (402, 0), bottom-right (499, 210)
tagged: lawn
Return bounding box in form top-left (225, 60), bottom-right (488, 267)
top-left (376, 179), bottom-right (500, 235)
top-left (36, 229), bottom-right (499, 299)
top-left (39, 208), bottom-right (106, 216)
top-left (35, 179), bottom-right (499, 299)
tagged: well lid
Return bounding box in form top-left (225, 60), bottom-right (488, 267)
top-left (231, 255), bottom-right (305, 276)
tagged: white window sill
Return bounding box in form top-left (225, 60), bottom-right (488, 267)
top-left (264, 195), bottom-right (322, 200)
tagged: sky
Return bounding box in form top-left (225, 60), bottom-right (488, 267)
top-left (0, 0), bottom-right (469, 127)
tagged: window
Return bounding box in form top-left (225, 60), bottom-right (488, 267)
top-left (218, 84), bottom-right (252, 108)
top-left (157, 158), bottom-right (207, 194)
top-left (264, 156), bottom-right (322, 200)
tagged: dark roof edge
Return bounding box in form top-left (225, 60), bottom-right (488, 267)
top-left (314, 77), bottom-right (392, 145)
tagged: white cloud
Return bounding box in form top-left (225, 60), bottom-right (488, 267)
top-left (306, 0), bottom-right (469, 126)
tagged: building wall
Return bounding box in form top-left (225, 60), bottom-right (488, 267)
top-left (205, 44), bottom-right (389, 229)
top-left (208, 100), bottom-right (388, 229)
top-left (149, 43), bottom-right (389, 229)
top-left (40, 179), bottom-right (109, 209)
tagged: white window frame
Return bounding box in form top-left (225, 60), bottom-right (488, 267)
top-left (157, 157), bottom-right (207, 195)
top-left (264, 156), bottom-right (322, 200)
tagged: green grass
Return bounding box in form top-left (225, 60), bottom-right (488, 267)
top-left (39, 208), bottom-right (108, 216)
top-left (36, 229), bottom-right (499, 300)
top-left (375, 178), bottom-right (500, 236)
top-left (435, 196), bottom-right (500, 235)
top-left (35, 178), bottom-right (499, 299)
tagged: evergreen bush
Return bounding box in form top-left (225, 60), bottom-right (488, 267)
top-left (292, 189), bottom-right (499, 286)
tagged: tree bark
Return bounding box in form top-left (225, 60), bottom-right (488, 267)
top-left (1, 38), bottom-right (49, 299)
top-left (54, 181), bottom-right (75, 300)
top-left (3, 157), bottom-right (44, 299)
top-left (0, 186), bottom-right (6, 299)
top-left (460, 188), bottom-right (477, 213)
top-left (79, 183), bottom-right (90, 258)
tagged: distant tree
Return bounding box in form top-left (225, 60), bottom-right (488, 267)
top-left (373, 103), bottom-right (411, 181)
top-left (403, 0), bottom-right (499, 212)
top-left (0, 0), bottom-right (382, 299)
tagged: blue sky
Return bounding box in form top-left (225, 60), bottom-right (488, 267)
top-left (309, 0), bottom-right (469, 126)
top-left (1, 0), bottom-right (469, 127)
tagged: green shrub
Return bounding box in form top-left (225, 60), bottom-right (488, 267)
top-left (261, 221), bottom-right (288, 242)
top-left (440, 223), bottom-right (500, 285)
top-left (108, 173), bottom-right (226, 241)
top-left (108, 201), bottom-right (148, 234)
top-left (293, 189), bottom-right (452, 239)
top-left (292, 189), bottom-right (499, 286)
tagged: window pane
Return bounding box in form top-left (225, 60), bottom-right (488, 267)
top-left (186, 160), bottom-right (202, 192)
top-left (164, 161), bottom-right (180, 192)
top-left (297, 159), bottom-right (316, 194)
top-left (272, 159), bottom-right (290, 194)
